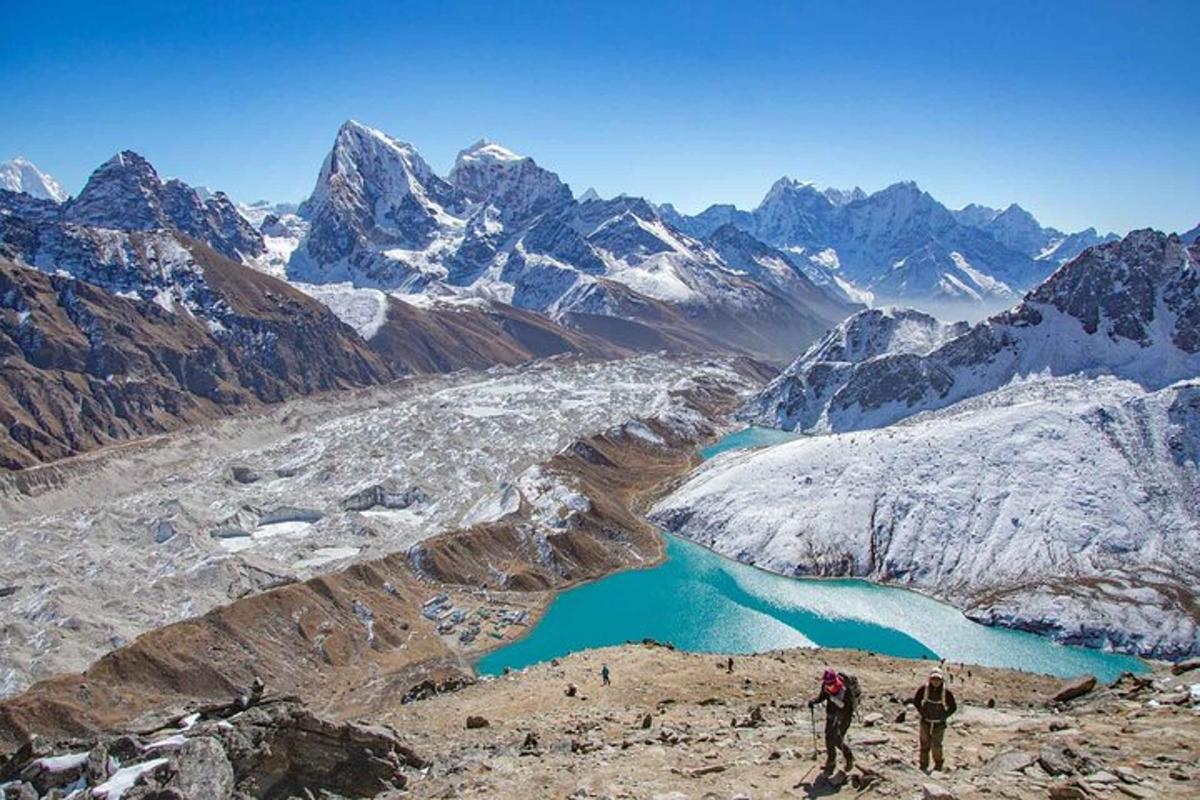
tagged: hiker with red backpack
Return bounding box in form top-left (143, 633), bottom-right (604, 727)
top-left (911, 667), bottom-right (958, 771)
top-left (807, 669), bottom-right (859, 774)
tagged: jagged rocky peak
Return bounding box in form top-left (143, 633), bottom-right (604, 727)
top-left (449, 138), bottom-right (572, 224)
top-left (803, 305), bottom-right (969, 365)
top-left (823, 185), bottom-right (867, 206)
top-left (297, 120), bottom-right (464, 267)
top-left (1018, 228), bottom-right (1200, 351)
top-left (757, 176), bottom-right (830, 209)
top-left (63, 150), bottom-right (263, 260)
top-left (67, 150), bottom-right (165, 228)
top-left (738, 305), bottom-right (968, 430)
top-left (0, 156), bottom-right (67, 202)
top-left (954, 202), bottom-right (1001, 228)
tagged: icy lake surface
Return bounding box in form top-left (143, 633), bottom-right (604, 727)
top-left (479, 428), bottom-right (1145, 680)
top-left (698, 426), bottom-right (803, 459)
top-left (477, 536), bottom-right (1143, 680)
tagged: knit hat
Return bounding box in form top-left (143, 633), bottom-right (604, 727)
top-left (929, 668), bottom-right (944, 680)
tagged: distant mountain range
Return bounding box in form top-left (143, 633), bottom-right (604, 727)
top-left (0, 133), bottom-right (1193, 467)
top-left (662, 178), bottom-right (1119, 320)
top-left (284, 121), bottom-right (853, 362)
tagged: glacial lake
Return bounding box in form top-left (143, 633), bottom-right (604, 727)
top-left (477, 429), bottom-right (1145, 681)
top-left (698, 425), bottom-right (803, 459)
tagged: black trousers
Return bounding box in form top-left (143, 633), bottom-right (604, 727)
top-left (824, 713), bottom-right (853, 766)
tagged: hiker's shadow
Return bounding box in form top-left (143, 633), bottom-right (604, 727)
top-left (796, 773), bottom-right (847, 798)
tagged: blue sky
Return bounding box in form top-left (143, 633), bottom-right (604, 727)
top-left (4, 0), bottom-right (1197, 233)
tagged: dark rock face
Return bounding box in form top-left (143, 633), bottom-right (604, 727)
top-left (225, 704), bottom-right (422, 799)
top-left (1026, 231), bottom-right (1200, 353)
top-left (0, 702), bottom-right (421, 800)
top-left (63, 151), bottom-right (264, 260)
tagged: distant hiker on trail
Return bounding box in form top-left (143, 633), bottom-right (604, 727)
top-left (601, 664), bottom-right (611, 686)
top-left (912, 667), bottom-right (958, 772)
top-left (808, 669), bottom-right (858, 773)
top-left (727, 656), bottom-right (735, 674)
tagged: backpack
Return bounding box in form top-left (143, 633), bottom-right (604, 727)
top-left (838, 672), bottom-right (862, 712)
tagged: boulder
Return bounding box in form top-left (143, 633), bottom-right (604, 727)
top-left (167, 737), bottom-right (234, 800)
top-left (1038, 744), bottom-right (1096, 777)
top-left (465, 716), bottom-right (490, 730)
top-left (980, 749), bottom-right (1036, 776)
top-left (152, 520), bottom-right (177, 544)
top-left (229, 466), bottom-right (260, 484)
top-left (921, 782), bottom-right (957, 800)
top-left (1171, 657), bottom-right (1200, 676)
top-left (19, 751), bottom-right (89, 794)
top-left (1053, 675), bottom-right (1097, 704)
top-left (226, 703), bottom-right (423, 798)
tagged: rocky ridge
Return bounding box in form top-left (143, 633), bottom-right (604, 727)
top-left (742, 230), bottom-right (1200, 434)
top-left (0, 250), bottom-right (391, 469)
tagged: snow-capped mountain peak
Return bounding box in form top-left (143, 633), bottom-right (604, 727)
top-left (757, 176), bottom-right (821, 210)
top-left (454, 138), bottom-right (525, 165)
top-left (449, 138), bottom-right (572, 225)
top-left (0, 156), bottom-right (67, 202)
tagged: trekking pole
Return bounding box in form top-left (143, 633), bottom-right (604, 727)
top-left (810, 706), bottom-right (819, 759)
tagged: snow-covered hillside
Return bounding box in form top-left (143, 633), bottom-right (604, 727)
top-left (740, 307), bottom-right (969, 429)
top-left (652, 376), bottom-right (1200, 659)
top-left (652, 229), bottom-right (1200, 659)
top-left (0, 157), bottom-right (66, 202)
top-left (744, 230), bottom-right (1200, 432)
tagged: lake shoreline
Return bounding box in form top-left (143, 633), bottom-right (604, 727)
top-left (477, 426), bottom-right (1150, 680)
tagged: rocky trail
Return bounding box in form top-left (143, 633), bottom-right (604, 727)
top-left (2, 645), bottom-right (1197, 799)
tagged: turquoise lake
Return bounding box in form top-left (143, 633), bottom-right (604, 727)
top-left (698, 425), bottom-right (803, 459)
top-left (476, 428), bottom-right (1145, 681)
